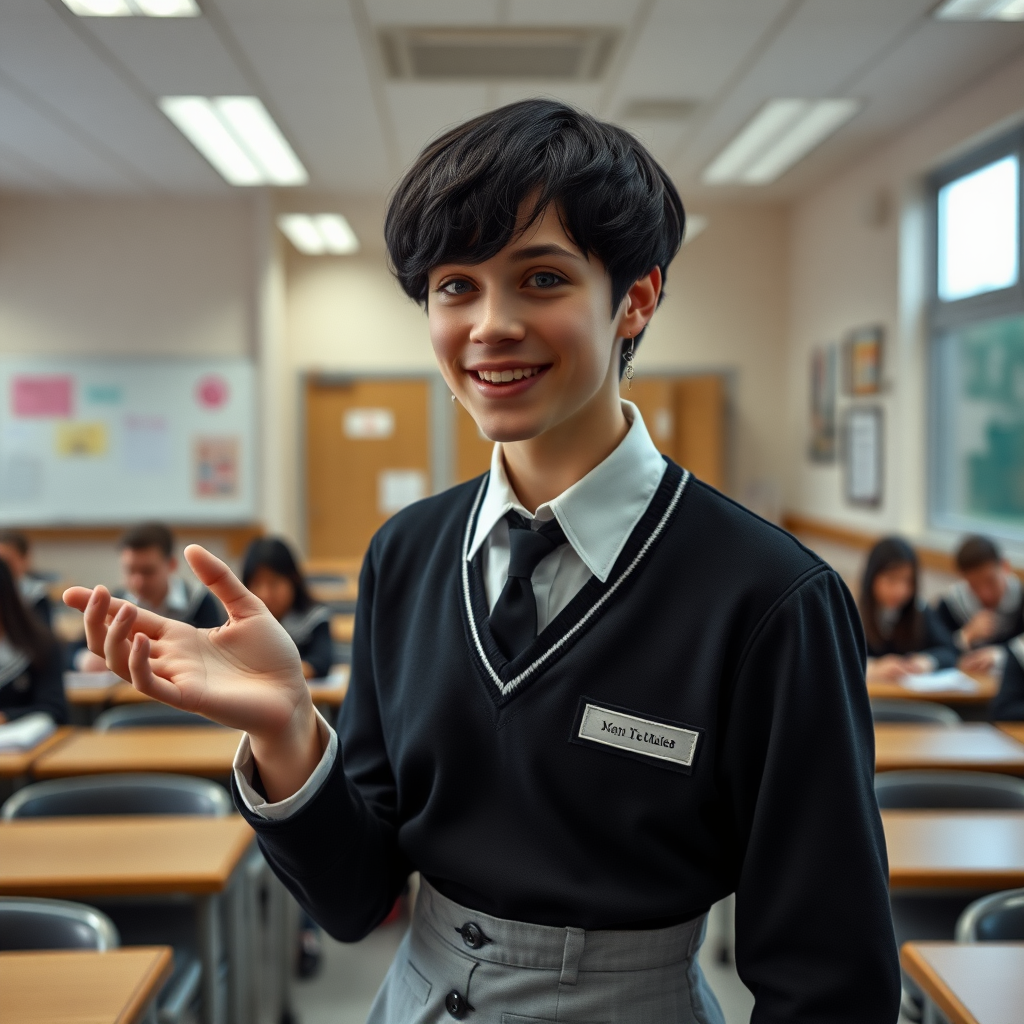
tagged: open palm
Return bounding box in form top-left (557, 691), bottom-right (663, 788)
top-left (64, 544), bottom-right (310, 738)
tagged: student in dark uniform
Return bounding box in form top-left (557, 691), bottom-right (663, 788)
top-left (241, 538), bottom-right (333, 680)
top-left (66, 100), bottom-right (900, 1023)
top-left (0, 529), bottom-right (54, 629)
top-left (859, 537), bottom-right (957, 684)
top-left (73, 522), bottom-right (225, 672)
top-left (0, 559), bottom-right (67, 725)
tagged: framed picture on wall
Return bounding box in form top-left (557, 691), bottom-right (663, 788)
top-left (842, 326), bottom-right (884, 395)
top-left (844, 406), bottom-right (883, 507)
top-left (809, 343), bottom-right (838, 462)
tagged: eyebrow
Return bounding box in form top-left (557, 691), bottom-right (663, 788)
top-left (506, 243), bottom-right (583, 264)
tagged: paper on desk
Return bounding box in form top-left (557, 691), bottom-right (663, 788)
top-left (63, 670), bottom-right (121, 690)
top-left (0, 712), bottom-right (55, 752)
top-left (899, 669), bottom-right (979, 693)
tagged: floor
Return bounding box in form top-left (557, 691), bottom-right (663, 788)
top-left (291, 899), bottom-right (755, 1024)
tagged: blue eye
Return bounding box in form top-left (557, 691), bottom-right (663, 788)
top-left (529, 272), bottom-right (564, 288)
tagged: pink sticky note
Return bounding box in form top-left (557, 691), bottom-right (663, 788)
top-left (13, 375), bottom-right (73, 418)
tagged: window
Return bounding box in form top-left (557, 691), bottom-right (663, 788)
top-left (929, 130), bottom-right (1024, 542)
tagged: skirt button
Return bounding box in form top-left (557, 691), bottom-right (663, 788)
top-left (456, 921), bottom-right (487, 949)
top-left (445, 989), bottom-right (470, 1018)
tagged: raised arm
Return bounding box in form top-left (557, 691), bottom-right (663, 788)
top-left (64, 544), bottom-right (321, 801)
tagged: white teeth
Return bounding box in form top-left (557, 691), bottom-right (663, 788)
top-left (500, 369), bottom-right (514, 382)
top-left (513, 368), bottom-right (523, 380)
top-left (476, 367), bottom-right (538, 382)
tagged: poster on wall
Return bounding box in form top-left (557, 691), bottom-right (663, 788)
top-left (809, 343), bottom-right (838, 463)
top-left (845, 406), bottom-right (884, 507)
top-left (842, 326), bottom-right (884, 395)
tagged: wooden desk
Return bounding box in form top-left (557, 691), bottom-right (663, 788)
top-left (875, 723), bottom-right (1024, 775)
top-left (31, 726), bottom-right (242, 779)
top-left (330, 613), bottom-right (355, 644)
top-left (884, 810), bottom-right (1024, 890)
top-left (308, 664), bottom-right (350, 709)
top-left (64, 671), bottom-right (123, 707)
top-left (868, 672), bottom-right (997, 705)
top-left (0, 946), bottom-right (173, 1024)
top-left (901, 941), bottom-right (1024, 1024)
top-left (997, 722), bottom-right (1024, 745)
top-left (0, 727), bottom-right (73, 779)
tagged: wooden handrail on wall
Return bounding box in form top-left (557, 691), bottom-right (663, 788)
top-left (13, 524), bottom-right (264, 559)
top-left (782, 513), bottom-right (1024, 581)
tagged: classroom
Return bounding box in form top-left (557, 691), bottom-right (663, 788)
top-left (0, 3), bottom-right (1023, 1024)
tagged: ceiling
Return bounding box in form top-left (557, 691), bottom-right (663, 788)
top-left (0, 0), bottom-right (1022, 203)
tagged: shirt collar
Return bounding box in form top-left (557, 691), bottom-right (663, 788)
top-left (125, 576), bottom-right (189, 614)
top-left (467, 400), bottom-right (667, 582)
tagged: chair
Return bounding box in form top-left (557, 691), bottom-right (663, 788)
top-left (0, 897), bottom-right (119, 951)
top-left (1, 773), bottom-right (233, 820)
top-left (1, 774), bottom-right (232, 1024)
top-left (94, 703), bottom-right (222, 730)
top-left (870, 699), bottom-right (960, 726)
top-left (956, 888), bottom-right (1024, 941)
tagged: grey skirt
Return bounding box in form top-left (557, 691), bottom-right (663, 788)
top-left (366, 880), bottom-right (725, 1024)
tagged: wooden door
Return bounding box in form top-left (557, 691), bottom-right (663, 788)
top-left (455, 402), bottom-right (494, 483)
top-left (621, 377), bottom-right (677, 458)
top-left (306, 378), bottom-right (430, 559)
top-left (675, 375), bottom-right (726, 490)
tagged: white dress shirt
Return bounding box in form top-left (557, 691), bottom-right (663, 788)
top-left (235, 401), bottom-right (667, 819)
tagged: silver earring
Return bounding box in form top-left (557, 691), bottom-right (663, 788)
top-left (624, 336), bottom-right (635, 390)
top-left (450, 393), bottom-right (457, 403)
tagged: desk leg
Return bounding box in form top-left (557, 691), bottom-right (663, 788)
top-left (197, 893), bottom-right (223, 1024)
top-left (225, 871), bottom-right (250, 1024)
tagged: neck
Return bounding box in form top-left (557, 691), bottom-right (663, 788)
top-left (501, 378), bottom-right (628, 513)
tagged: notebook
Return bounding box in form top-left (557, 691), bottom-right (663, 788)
top-left (0, 712), bottom-right (56, 753)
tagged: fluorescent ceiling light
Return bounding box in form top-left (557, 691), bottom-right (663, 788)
top-left (160, 96), bottom-right (308, 187)
top-left (278, 215), bottom-right (360, 255)
top-left (934, 0), bottom-right (1024, 20)
top-left (683, 214), bottom-right (708, 244)
top-left (61, 0), bottom-right (199, 15)
top-left (703, 99), bottom-right (859, 185)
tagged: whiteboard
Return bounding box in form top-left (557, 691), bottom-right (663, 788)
top-left (0, 358), bottom-right (256, 525)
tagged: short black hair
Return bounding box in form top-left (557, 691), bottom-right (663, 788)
top-left (0, 529), bottom-right (29, 557)
top-left (241, 537), bottom-right (313, 613)
top-left (385, 99), bottom-right (685, 370)
top-left (956, 535), bottom-right (1001, 573)
top-left (121, 522), bottom-right (174, 558)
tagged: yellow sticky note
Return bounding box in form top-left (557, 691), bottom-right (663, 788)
top-left (55, 421), bottom-right (108, 458)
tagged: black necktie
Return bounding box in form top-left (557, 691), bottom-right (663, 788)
top-left (489, 511), bottom-right (567, 661)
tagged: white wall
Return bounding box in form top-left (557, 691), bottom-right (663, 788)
top-left (786, 51), bottom-right (1024, 556)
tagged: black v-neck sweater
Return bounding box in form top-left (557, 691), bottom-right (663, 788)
top-left (234, 462), bottom-right (900, 1022)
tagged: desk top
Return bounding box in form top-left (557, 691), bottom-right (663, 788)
top-left (901, 942), bottom-right (1024, 1024)
top-left (0, 946), bottom-right (173, 1024)
top-left (0, 727), bottom-right (73, 778)
top-left (868, 672), bottom-right (997, 705)
top-left (997, 722), bottom-right (1024, 746)
top-left (31, 726), bottom-right (243, 779)
top-left (875, 723), bottom-right (1024, 775)
top-left (884, 810), bottom-right (1024, 890)
top-left (308, 664), bottom-right (350, 708)
top-left (0, 815), bottom-right (253, 897)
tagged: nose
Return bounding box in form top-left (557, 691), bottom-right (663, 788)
top-left (468, 290), bottom-right (526, 348)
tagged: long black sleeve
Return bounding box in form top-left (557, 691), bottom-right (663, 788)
top-left (298, 620), bottom-right (334, 679)
top-left (724, 569), bottom-right (900, 1024)
top-left (992, 654), bottom-right (1024, 720)
top-left (0, 644), bottom-right (69, 725)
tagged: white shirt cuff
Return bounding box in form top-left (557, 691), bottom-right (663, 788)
top-left (232, 706), bottom-right (338, 821)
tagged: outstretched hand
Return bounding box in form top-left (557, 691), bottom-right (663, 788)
top-left (64, 544), bottom-right (322, 800)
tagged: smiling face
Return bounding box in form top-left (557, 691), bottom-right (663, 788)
top-left (427, 203), bottom-right (658, 446)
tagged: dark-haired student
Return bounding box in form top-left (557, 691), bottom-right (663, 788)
top-left (935, 535), bottom-right (1024, 719)
top-left (0, 529), bottom-right (53, 629)
top-left (67, 99), bottom-right (899, 1023)
top-left (242, 538), bottom-right (333, 681)
top-left (0, 559), bottom-right (67, 725)
top-left (860, 537), bottom-right (957, 683)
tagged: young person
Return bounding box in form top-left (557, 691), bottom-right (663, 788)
top-left (859, 537), bottom-right (958, 683)
top-left (241, 538), bottom-right (333, 681)
top-left (65, 100), bottom-right (899, 1023)
top-left (0, 529), bottom-right (53, 628)
top-left (0, 558), bottom-right (67, 725)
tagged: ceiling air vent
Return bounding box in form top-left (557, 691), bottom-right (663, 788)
top-left (379, 27), bottom-right (619, 81)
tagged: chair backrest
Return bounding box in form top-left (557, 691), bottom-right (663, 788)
top-left (0, 897), bottom-right (120, 951)
top-left (956, 888), bottom-right (1024, 941)
top-left (870, 699), bottom-right (961, 726)
top-left (874, 770), bottom-right (1024, 810)
top-left (94, 703), bottom-right (221, 731)
top-left (0, 773), bottom-right (233, 820)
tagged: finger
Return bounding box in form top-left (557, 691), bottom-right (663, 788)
top-left (128, 634), bottom-right (183, 707)
top-left (83, 586), bottom-right (113, 658)
top-left (184, 544), bottom-right (263, 620)
top-left (71, 585), bottom-right (171, 640)
top-left (104, 602), bottom-right (138, 681)
top-left (64, 586), bottom-right (94, 612)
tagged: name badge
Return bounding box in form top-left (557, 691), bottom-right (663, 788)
top-left (572, 699), bottom-right (701, 773)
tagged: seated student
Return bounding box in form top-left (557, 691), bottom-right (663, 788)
top-left (0, 529), bottom-right (53, 628)
top-left (0, 558), bottom-right (67, 725)
top-left (935, 535), bottom-right (1023, 676)
top-left (860, 537), bottom-right (957, 682)
top-left (75, 522), bottom-right (225, 671)
top-left (241, 537), bottom-right (333, 680)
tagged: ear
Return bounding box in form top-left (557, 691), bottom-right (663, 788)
top-left (615, 266), bottom-right (663, 339)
